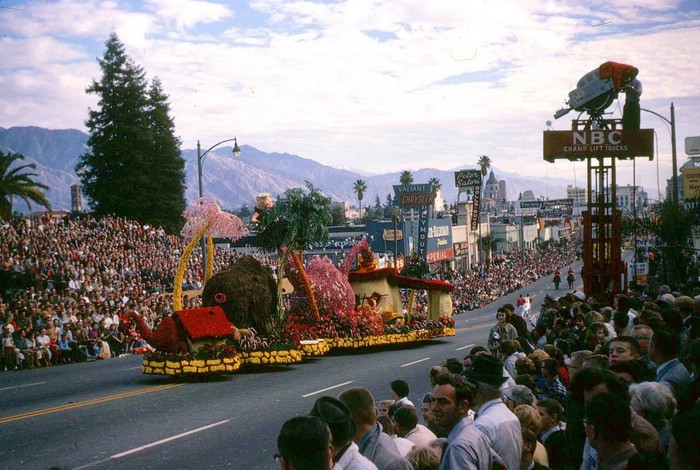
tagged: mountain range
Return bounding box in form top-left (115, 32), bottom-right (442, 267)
top-left (0, 126), bottom-right (570, 214)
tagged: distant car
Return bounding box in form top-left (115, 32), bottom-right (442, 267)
top-left (554, 61), bottom-right (639, 119)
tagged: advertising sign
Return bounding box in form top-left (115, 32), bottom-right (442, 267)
top-left (543, 129), bottom-right (654, 162)
top-left (686, 136), bottom-right (700, 156)
top-left (453, 242), bottom-right (469, 257)
top-left (426, 248), bottom-right (454, 264)
top-left (455, 170), bottom-right (482, 187)
top-left (470, 185), bottom-right (481, 230)
top-left (417, 206), bottom-right (430, 259)
top-left (683, 167), bottom-right (700, 200)
top-left (539, 198), bottom-right (573, 217)
top-left (393, 184), bottom-right (435, 207)
top-left (516, 201), bottom-right (540, 217)
top-left (394, 184), bottom-right (435, 261)
top-left (382, 229), bottom-right (403, 241)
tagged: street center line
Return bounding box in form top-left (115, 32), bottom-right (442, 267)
top-left (400, 357), bottom-right (431, 368)
top-left (456, 344), bottom-right (476, 351)
top-left (0, 381), bottom-right (46, 392)
top-left (73, 420), bottom-right (229, 469)
top-left (0, 383), bottom-right (183, 424)
top-left (302, 380), bottom-right (355, 398)
top-left (121, 366), bottom-right (143, 371)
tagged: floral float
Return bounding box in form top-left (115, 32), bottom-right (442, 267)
top-left (280, 240), bottom-right (456, 353)
top-left (132, 306), bottom-right (244, 376)
top-left (235, 328), bottom-right (303, 368)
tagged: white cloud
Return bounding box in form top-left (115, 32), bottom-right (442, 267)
top-left (1, 0), bottom-right (699, 192)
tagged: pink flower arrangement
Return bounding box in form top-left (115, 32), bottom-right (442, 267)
top-left (181, 197), bottom-right (249, 242)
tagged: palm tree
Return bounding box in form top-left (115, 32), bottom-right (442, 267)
top-left (400, 170), bottom-right (414, 185)
top-left (256, 182), bottom-right (332, 322)
top-left (428, 177), bottom-right (441, 217)
top-left (353, 179), bottom-right (367, 219)
top-left (477, 155), bottom-right (491, 177)
top-left (0, 151), bottom-right (51, 219)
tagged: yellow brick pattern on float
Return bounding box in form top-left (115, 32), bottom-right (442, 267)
top-left (327, 327), bottom-right (454, 350)
top-left (141, 355), bottom-right (241, 376)
top-left (300, 339), bottom-right (330, 358)
top-left (240, 348), bottom-right (303, 366)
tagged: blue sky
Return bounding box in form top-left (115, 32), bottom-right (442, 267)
top-left (1, 0), bottom-right (699, 199)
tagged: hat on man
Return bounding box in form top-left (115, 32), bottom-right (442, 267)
top-left (675, 296), bottom-right (694, 313)
top-left (310, 396), bottom-right (356, 446)
top-left (463, 354), bottom-right (508, 386)
top-left (573, 291), bottom-right (586, 301)
top-left (658, 293), bottom-right (676, 307)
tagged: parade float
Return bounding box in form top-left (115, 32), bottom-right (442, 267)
top-left (134, 186), bottom-right (455, 377)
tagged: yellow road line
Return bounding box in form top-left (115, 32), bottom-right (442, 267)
top-left (0, 383), bottom-right (184, 424)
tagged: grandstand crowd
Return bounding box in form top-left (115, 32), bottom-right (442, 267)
top-left (1, 213), bottom-right (577, 372)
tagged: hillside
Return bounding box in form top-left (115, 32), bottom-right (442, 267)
top-left (0, 126), bottom-right (570, 213)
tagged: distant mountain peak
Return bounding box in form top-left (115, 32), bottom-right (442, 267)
top-left (1, 126), bottom-right (570, 214)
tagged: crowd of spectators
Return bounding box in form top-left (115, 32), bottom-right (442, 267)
top-left (1, 212), bottom-right (580, 373)
top-left (0, 214), bottom-right (278, 371)
top-left (439, 245), bottom-right (579, 313)
top-left (279, 288), bottom-right (700, 469)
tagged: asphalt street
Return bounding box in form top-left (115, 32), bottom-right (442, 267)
top-left (0, 262), bottom-right (582, 470)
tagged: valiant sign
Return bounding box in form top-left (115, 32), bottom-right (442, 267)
top-left (543, 129), bottom-right (654, 162)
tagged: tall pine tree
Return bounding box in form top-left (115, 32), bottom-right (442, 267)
top-left (145, 77), bottom-right (186, 232)
top-left (77, 32), bottom-right (186, 232)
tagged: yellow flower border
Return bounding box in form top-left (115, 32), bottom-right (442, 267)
top-left (142, 355), bottom-right (241, 376)
top-left (239, 348), bottom-right (303, 366)
top-left (328, 327), bottom-right (455, 350)
top-left (300, 339), bottom-right (331, 358)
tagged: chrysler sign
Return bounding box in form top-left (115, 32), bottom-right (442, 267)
top-left (543, 129), bottom-right (654, 162)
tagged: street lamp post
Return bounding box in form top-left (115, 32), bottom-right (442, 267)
top-left (641, 103), bottom-right (678, 205)
top-left (196, 137), bottom-right (241, 281)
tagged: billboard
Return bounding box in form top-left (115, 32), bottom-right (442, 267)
top-left (427, 219), bottom-right (453, 264)
top-left (393, 184), bottom-right (434, 207)
top-left (453, 242), bottom-right (469, 257)
top-left (393, 184), bottom-right (434, 259)
top-left (683, 167), bottom-right (700, 200)
top-left (539, 199), bottom-right (573, 217)
top-left (543, 129), bottom-right (654, 162)
top-left (470, 185), bottom-right (481, 230)
top-left (686, 136), bottom-right (700, 156)
top-left (455, 170), bottom-right (482, 187)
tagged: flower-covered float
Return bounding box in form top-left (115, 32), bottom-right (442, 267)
top-left (136, 188), bottom-right (455, 377)
top-left (135, 197), bottom-right (259, 376)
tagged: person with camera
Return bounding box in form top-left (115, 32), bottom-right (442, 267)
top-left (487, 308), bottom-right (518, 355)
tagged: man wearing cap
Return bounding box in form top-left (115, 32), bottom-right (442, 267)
top-left (430, 372), bottom-right (493, 469)
top-left (464, 354), bottom-right (522, 470)
top-left (310, 396), bottom-right (377, 470)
